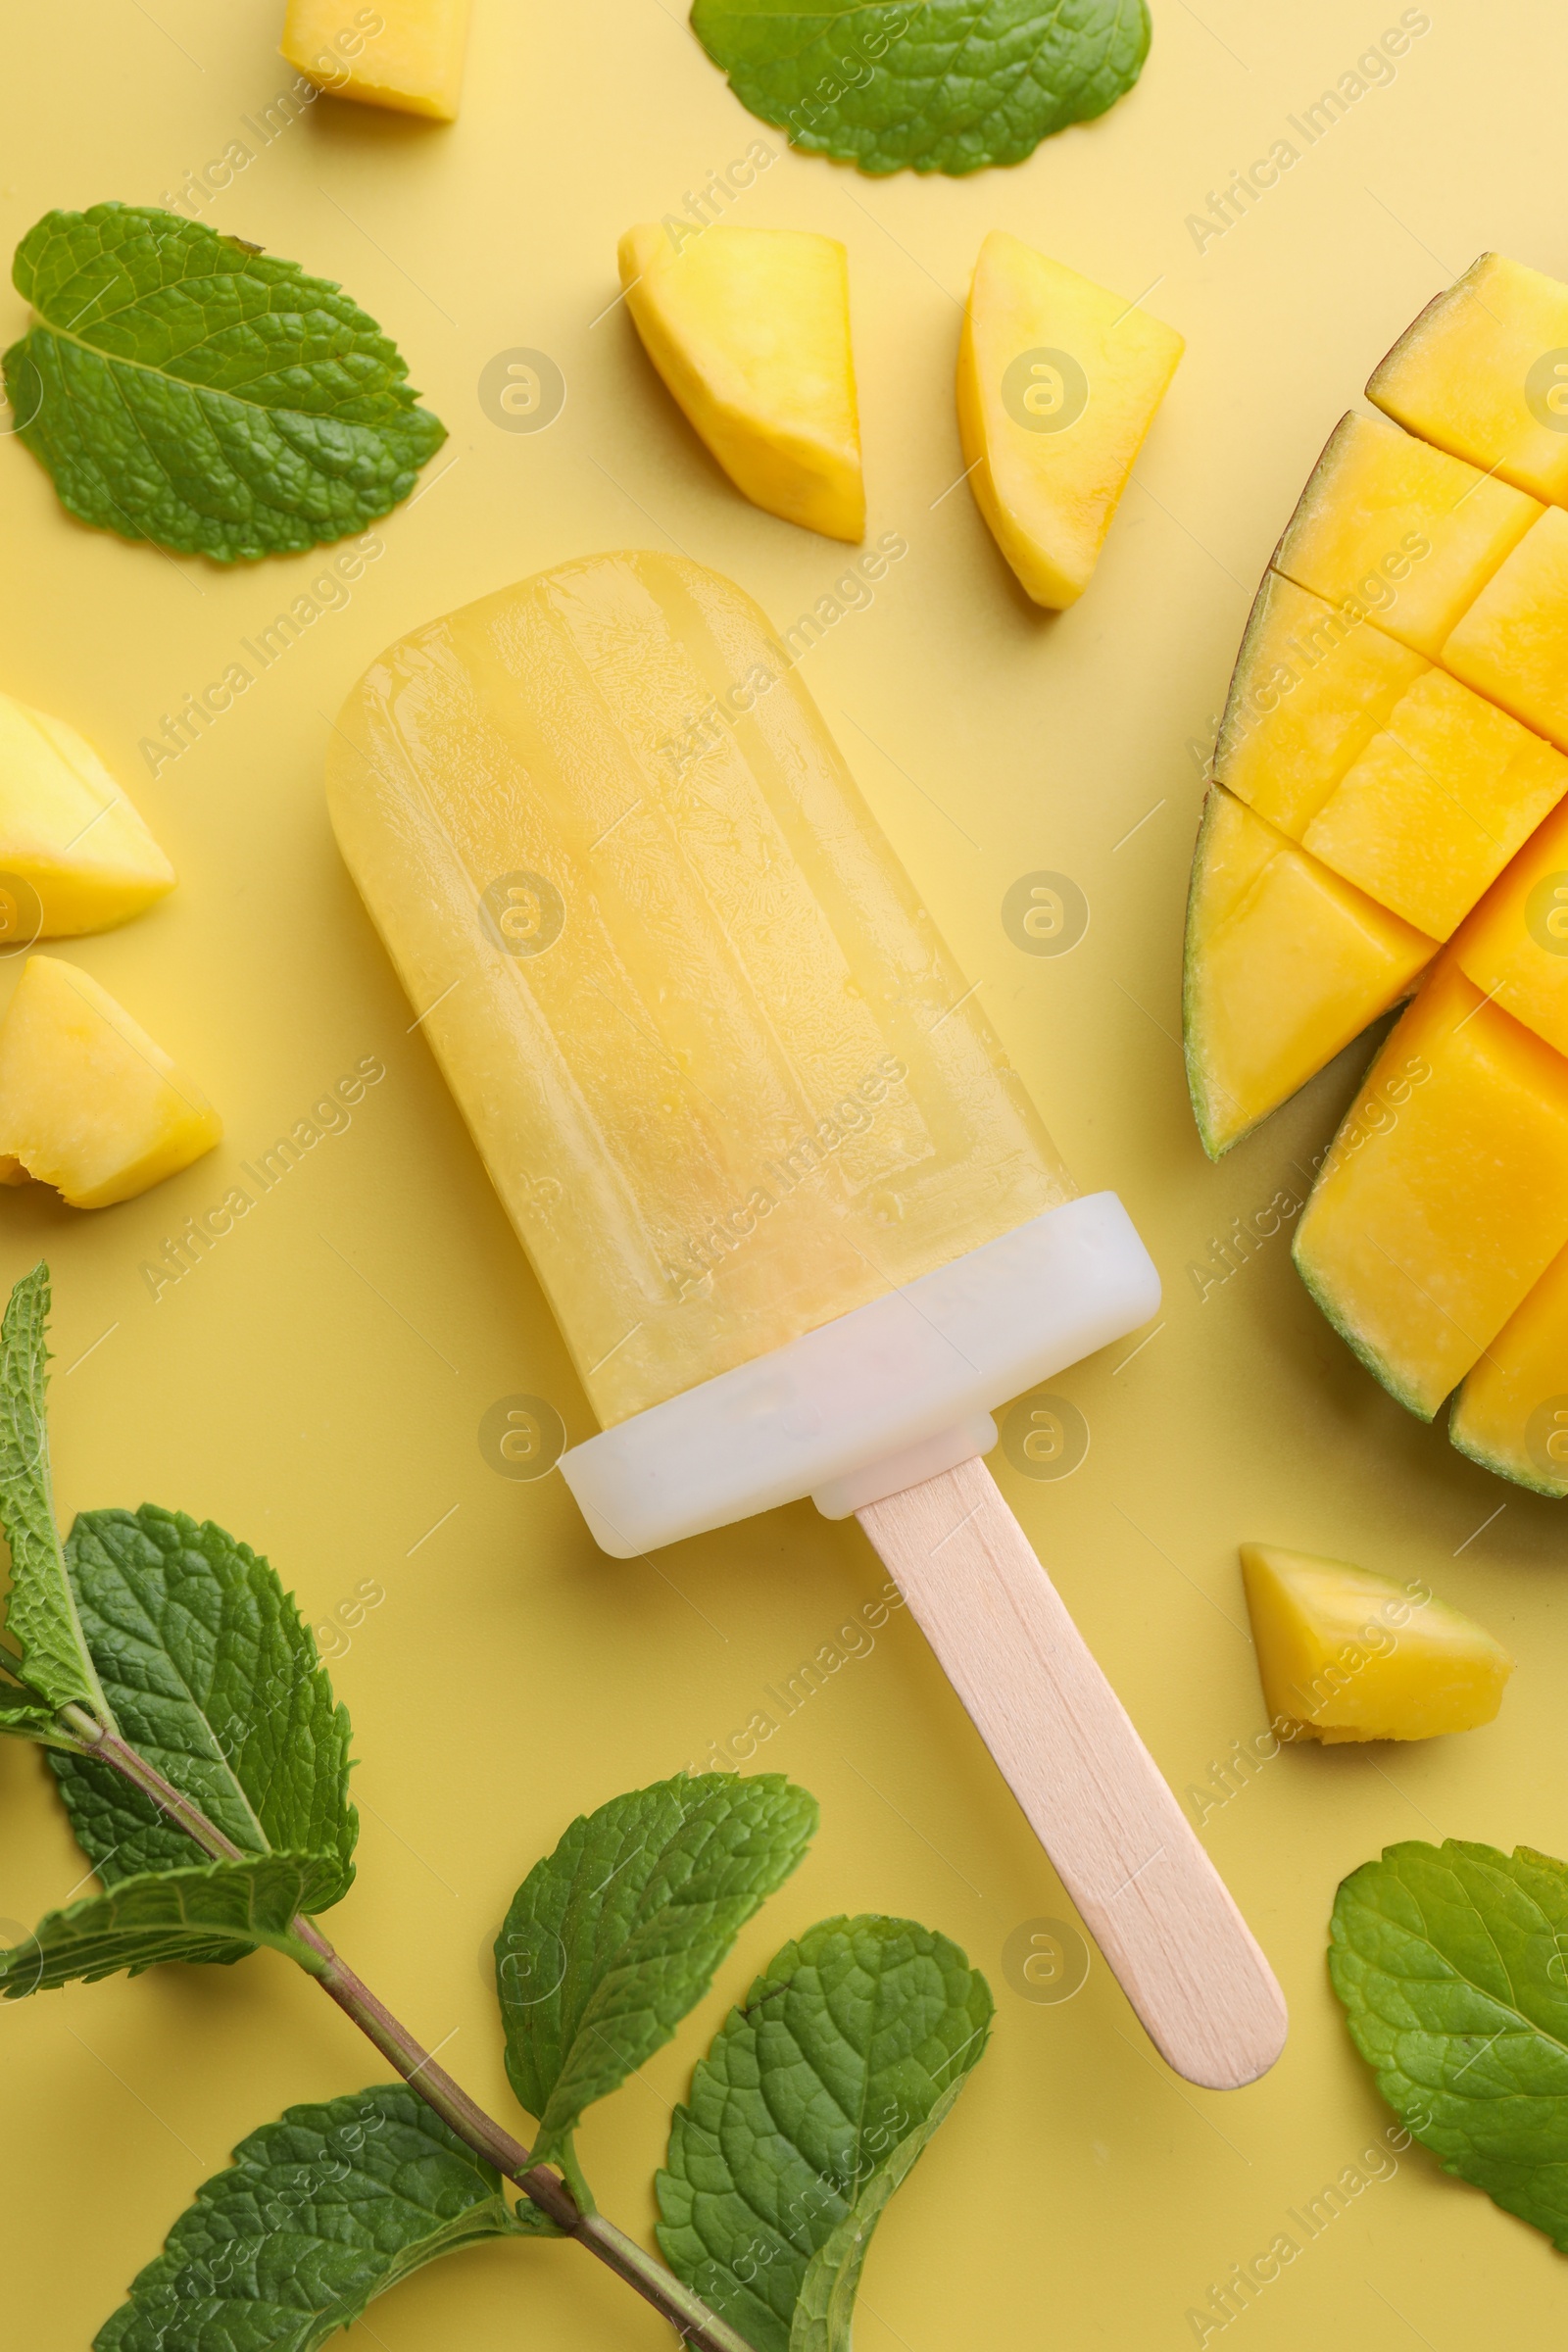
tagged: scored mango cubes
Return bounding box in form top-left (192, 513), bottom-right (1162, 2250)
top-left (1369, 251), bottom-right (1568, 504)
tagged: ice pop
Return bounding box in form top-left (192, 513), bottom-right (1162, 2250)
top-left (326, 550), bottom-right (1287, 2089)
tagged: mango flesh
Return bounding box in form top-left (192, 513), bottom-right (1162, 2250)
top-left (619, 225), bottom-right (863, 543)
top-left (0, 956), bottom-right (220, 1208)
top-left (0, 691), bottom-right (173, 935)
top-left (281, 0), bottom-right (469, 121)
top-left (1451, 1241), bottom-right (1568, 1495)
top-left (1452, 793), bottom-right (1568, 1057)
top-left (956, 230), bottom-right (1183, 611)
top-left (1240, 1544), bottom-right (1512, 1742)
top-left (1293, 960), bottom-right (1568, 1418)
top-left (1443, 508), bottom-right (1568, 751)
top-left (1271, 410), bottom-right (1540, 659)
top-left (1368, 252), bottom-right (1568, 505)
top-left (1184, 787), bottom-right (1435, 1156)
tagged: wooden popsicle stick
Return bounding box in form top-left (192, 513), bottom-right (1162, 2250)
top-left (857, 1456), bottom-right (1287, 2091)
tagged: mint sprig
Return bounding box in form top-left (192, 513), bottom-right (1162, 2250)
top-left (1331, 1839), bottom-right (1568, 2249)
top-left (4, 204), bottom-right (447, 562)
top-left (689, 0), bottom-right (1152, 175)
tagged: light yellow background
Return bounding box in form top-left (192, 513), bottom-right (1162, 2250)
top-left (1, 1), bottom-right (1563, 2344)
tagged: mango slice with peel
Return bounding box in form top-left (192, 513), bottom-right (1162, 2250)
top-left (1293, 960), bottom-right (1568, 1418)
top-left (282, 0), bottom-right (470, 121)
top-left (0, 690), bottom-right (173, 937)
top-left (1368, 252), bottom-right (1568, 506)
top-left (956, 231), bottom-right (1183, 611)
top-left (1240, 1544), bottom-right (1512, 1743)
top-left (1453, 793), bottom-right (1568, 1058)
top-left (1451, 1242), bottom-right (1568, 1495)
top-left (619, 225), bottom-right (863, 543)
top-left (0, 957), bottom-right (220, 1208)
top-left (1271, 411), bottom-right (1540, 660)
top-left (1183, 788), bottom-right (1435, 1157)
top-left (1443, 508), bottom-right (1568, 752)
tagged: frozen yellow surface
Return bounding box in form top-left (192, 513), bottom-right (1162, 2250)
top-left (8, 8), bottom-right (1568, 2351)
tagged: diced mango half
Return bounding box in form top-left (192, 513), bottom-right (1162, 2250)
top-left (282, 0), bottom-right (469, 121)
top-left (1240, 1544), bottom-right (1512, 1742)
top-left (956, 231), bottom-right (1183, 611)
top-left (620, 225), bottom-right (863, 543)
top-left (1453, 792), bottom-right (1568, 1057)
top-left (1369, 253), bottom-right (1568, 506)
top-left (1183, 788), bottom-right (1435, 1157)
top-left (1443, 508), bottom-right (1568, 751)
top-left (1293, 960), bottom-right (1568, 1418)
top-left (0, 957), bottom-right (220, 1209)
top-left (1451, 1241), bottom-right (1568, 1495)
top-left (0, 691), bottom-right (173, 936)
top-left (1272, 410), bottom-right (1540, 659)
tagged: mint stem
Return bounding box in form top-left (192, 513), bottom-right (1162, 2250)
top-left (61, 1703), bottom-right (758, 2352)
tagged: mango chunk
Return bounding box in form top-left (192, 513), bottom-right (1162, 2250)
top-left (1300, 668), bottom-right (1568, 941)
top-left (1443, 508), bottom-right (1568, 751)
top-left (282, 0), bottom-right (469, 121)
top-left (1240, 1544), bottom-right (1512, 1742)
top-left (1451, 1243), bottom-right (1568, 1495)
top-left (1368, 253), bottom-right (1568, 506)
top-left (1453, 793), bottom-right (1568, 1056)
top-left (0, 957), bottom-right (220, 1208)
top-left (1272, 411), bottom-right (1540, 660)
top-left (1216, 571), bottom-right (1428, 836)
top-left (0, 691), bottom-right (173, 937)
top-left (956, 230), bottom-right (1183, 611)
top-left (1183, 787), bottom-right (1435, 1157)
top-left (1294, 960), bottom-right (1568, 1417)
top-left (619, 224), bottom-right (863, 542)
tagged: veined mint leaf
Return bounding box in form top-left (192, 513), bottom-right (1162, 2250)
top-left (658, 1915), bottom-right (991, 2352)
top-left (48, 1506), bottom-right (357, 1902)
top-left (497, 1772), bottom-right (816, 2172)
top-left (1330, 1839), bottom-right (1568, 2249)
top-left (94, 2083), bottom-right (525, 2352)
top-left (0, 1851), bottom-right (337, 1995)
top-left (0, 1265), bottom-right (108, 1725)
top-left (689, 0), bottom-right (1151, 176)
top-left (5, 203), bottom-right (447, 562)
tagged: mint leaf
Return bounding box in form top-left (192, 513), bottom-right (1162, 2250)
top-left (47, 1505), bottom-right (357, 1901)
top-left (497, 1772), bottom-right (817, 2172)
top-left (5, 203), bottom-right (446, 562)
top-left (0, 1265), bottom-right (108, 1725)
top-left (658, 1915), bottom-right (992, 2351)
top-left (1330, 1839), bottom-right (1568, 2248)
top-left (94, 2084), bottom-right (524, 2351)
top-left (0, 1851), bottom-right (336, 1994)
top-left (689, 0), bottom-right (1151, 175)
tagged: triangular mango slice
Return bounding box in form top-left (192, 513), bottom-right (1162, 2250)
top-left (0, 691), bottom-right (173, 937)
top-left (956, 231), bottom-right (1183, 609)
top-left (619, 224), bottom-right (863, 542)
top-left (0, 956), bottom-right (220, 1208)
top-left (1240, 1544), bottom-right (1512, 1742)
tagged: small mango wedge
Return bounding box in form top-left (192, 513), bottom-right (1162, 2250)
top-left (282, 0), bottom-right (470, 121)
top-left (956, 231), bottom-right (1183, 609)
top-left (1240, 1544), bottom-right (1512, 1742)
top-left (0, 691), bottom-right (173, 937)
top-left (0, 957), bottom-right (220, 1208)
top-left (619, 224), bottom-right (864, 542)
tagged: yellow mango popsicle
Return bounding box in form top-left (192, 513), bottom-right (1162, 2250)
top-left (326, 551), bottom-right (1074, 1426)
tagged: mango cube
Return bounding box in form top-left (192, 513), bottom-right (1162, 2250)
top-left (0, 691), bottom-right (173, 937)
top-left (1183, 788), bottom-right (1435, 1157)
top-left (619, 225), bottom-right (863, 543)
top-left (1443, 508), bottom-right (1568, 751)
top-left (1294, 960), bottom-right (1568, 1417)
top-left (1241, 1544), bottom-right (1512, 1742)
top-left (1453, 793), bottom-right (1568, 1057)
top-left (281, 0), bottom-right (469, 121)
top-left (1272, 411), bottom-right (1540, 659)
top-left (956, 231), bottom-right (1184, 610)
top-left (1369, 253), bottom-right (1568, 506)
top-left (1451, 1242), bottom-right (1568, 1495)
top-left (0, 957), bottom-right (220, 1208)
